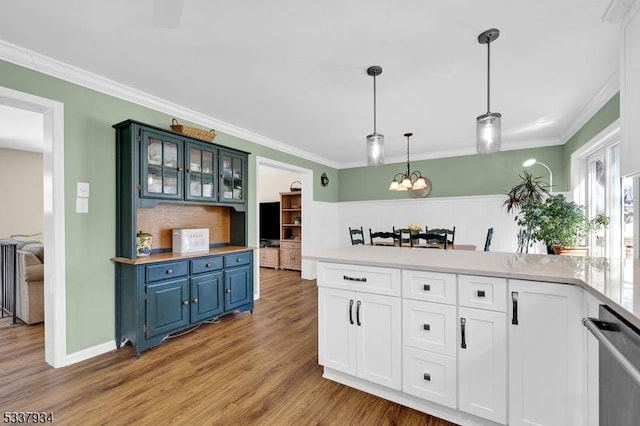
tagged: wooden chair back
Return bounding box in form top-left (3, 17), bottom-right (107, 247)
top-left (349, 226), bottom-right (365, 245)
top-left (428, 227), bottom-right (456, 247)
top-left (369, 229), bottom-right (398, 246)
top-left (484, 227), bottom-right (494, 251)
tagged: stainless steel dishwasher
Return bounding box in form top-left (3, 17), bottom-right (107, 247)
top-left (583, 305), bottom-right (640, 426)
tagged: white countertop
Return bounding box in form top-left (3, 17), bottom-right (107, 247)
top-left (305, 245), bottom-right (640, 329)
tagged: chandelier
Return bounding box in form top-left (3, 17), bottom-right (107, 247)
top-left (388, 133), bottom-right (432, 198)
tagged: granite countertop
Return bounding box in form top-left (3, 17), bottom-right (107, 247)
top-left (112, 245), bottom-right (254, 265)
top-left (305, 245), bottom-right (640, 329)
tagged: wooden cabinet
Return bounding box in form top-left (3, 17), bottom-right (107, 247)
top-left (508, 280), bottom-right (583, 426)
top-left (317, 263), bottom-right (402, 390)
top-left (259, 247), bottom-right (279, 269)
top-left (621, 1), bottom-right (640, 177)
top-left (279, 191), bottom-right (301, 271)
top-left (185, 141), bottom-right (218, 203)
top-left (219, 149), bottom-right (246, 204)
top-left (140, 128), bottom-right (183, 200)
top-left (116, 251), bottom-right (253, 356)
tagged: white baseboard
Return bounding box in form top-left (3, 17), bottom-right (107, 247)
top-left (64, 340), bottom-right (117, 366)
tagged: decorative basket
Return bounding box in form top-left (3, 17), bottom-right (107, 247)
top-left (170, 118), bottom-right (217, 142)
top-left (290, 181), bottom-right (302, 192)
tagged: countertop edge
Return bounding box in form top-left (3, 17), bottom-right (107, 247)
top-left (113, 246), bottom-right (255, 265)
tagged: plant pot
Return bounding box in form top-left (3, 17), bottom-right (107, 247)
top-left (551, 245), bottom-right (589, 256)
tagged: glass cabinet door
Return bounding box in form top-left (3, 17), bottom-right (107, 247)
top-left (219, 150), bottom-right (245, 203)
top-left (141, 130), bottom-right (183, 200)
top-left (185, 142), bottom-right (217, 202)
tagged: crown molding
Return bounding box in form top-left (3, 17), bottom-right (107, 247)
top-left (603, 0), bottom-right (636, 23)
top-left (559, 70), bottom-right (620, 143)
top-left (0, 40), bottom-right (340, 169)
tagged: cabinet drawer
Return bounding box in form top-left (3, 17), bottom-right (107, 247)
top-left (317, 262), bottom-right (400, 297)
top-left (403, 346), bottom-right (457, 409)
top-left (402, 270), bottom-right (456, 305)
top-left (459, 275), bottom-right (507, 312)
top-left (224, 251), bottom-right (252, 268)
top-left (146, 261), bottom-right (188, 283)
top-left (191, 256), bottom-right (223, 274)
top-left (280, 240), bottom-right (300, 249)
top-left (403, 300), bottom-right (457, 356)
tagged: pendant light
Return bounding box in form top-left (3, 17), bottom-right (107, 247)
top-left (388, 133), bottom-right (432, 198)
top-left (366, 65), bottom-right (384, 166)
top-left (476, 28), bottom-right (501, 154)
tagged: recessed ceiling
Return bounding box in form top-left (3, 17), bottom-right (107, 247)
top-left (0, 0), bottom-right (621, 167)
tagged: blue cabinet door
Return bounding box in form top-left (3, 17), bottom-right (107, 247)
top-left (224, 265), bottom-right (253, 311)
top-left (191, 271), bottom-right (224, 323)
top-left (140, 129), bottom-right (183, 200)
top-left (146, 278), bottom-right (189, 338)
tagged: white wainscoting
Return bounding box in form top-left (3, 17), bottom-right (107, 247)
top-left (336, 195), bottom-right (520, 254)
top-left (302, 200), bottom-right (340, 280)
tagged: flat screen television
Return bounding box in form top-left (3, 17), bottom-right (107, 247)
top-left (259, 202), bottom-right (280, 243)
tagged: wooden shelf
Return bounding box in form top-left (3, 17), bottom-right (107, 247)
top-left (280, 191), bottom-right (302, 271)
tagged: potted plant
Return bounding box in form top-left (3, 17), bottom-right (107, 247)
top-left (524, 194), bottom-right (609, 255)
top-left (504, 171), bottom-right (549, 253)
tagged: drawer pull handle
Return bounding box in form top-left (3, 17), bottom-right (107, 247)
top-left (461, 317), bottom-right (467, 349)
top-left (349, 299), bottom-right (354, 325)
top-left (343, 275), bottom-right (367, 283)
top-left (423, 284), bottom-right (431, 291)
top-left (477, 290), bottom-right (486, 297)
top-left (423, 373), bottom-right (431, 381)
top-left (182, 300), bottom-right (189, 305)
top-left (423, 323), bottom-right (431, 331)
top-left (356, 300), bottom-right (362, 326)
top-left (512, 291), bottom-right (519, 325)
top-left (192, 298), bottom-right (199, 304)
top-left (206, 263), bottom-right (212, 268)
top-left (166, 269), bottom-right (173, 275)
top-left (237, 258), bottom-right (241, 262)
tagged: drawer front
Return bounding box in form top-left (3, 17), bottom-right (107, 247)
top-left (280, 240), bottom-right (300, 249)
top-left (403, 300), bottom-right (457, 356)
top-left (191, 256), bottom-right (224, 275)
top-left (403, 346), bottom-right (457, 409)
top-left (402, 270), bottom-right (456, 305)
top-left (317, 262), bottom-right (400, 297)
top-left (224, 251), bottom-right (252, 268)
top-left (459, 275), bottom-right (507, 312)
top-left (146, 261), bottom-right (188, 283)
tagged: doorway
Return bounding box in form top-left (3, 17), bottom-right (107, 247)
top-left (0, 86), bottom-right (66, 367)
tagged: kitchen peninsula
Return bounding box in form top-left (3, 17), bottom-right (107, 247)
top-left (306, 245), bottom-right (639, 426)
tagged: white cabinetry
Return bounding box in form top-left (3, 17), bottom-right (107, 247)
top-left (458, 275), bottom-right (507, 424)
top-left (583, 290), bottom-right (601, 426)
top-left (621, 1), bottom-right (640, 177)
top-left (317, 263), bottom-right (401, 390)
top-left (508, 280), bottom-right (584, 426)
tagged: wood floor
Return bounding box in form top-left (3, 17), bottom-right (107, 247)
top-left (0, 268), bottom-right (456, 425)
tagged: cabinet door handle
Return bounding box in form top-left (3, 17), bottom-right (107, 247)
top-left (477, 290), bottom-right (486, 297)
top-left (182, 300), bottom-right (189, 305)
top-left (166, 269), bottom-right (173, 275)
top-left (343, 275), bottom-right (367, 283)
top-left (423, 323), bottom-right (431, 331)
top-left (423, 284), bottom-right (431, 291)
top-left (226, 288), bottom-right (231, 294)
top-left (512, 291), bottom-right (519, 325)
top-left (356, 300), bottom-right (362, 326)
top-left (460, 317), bottom-right (467, 349)
top-left (192, 298), bottom-right (199, 304)
top-left (423, 373), bottom-right (431, 381)
top-left (349, 299), bottom-right (354, 325)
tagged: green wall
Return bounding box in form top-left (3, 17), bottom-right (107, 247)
top-left (563, 92), bottom-right (620, 172)
top-left (339, 145), bottom-right (566, 201)
top-left (0, 59), bottom-right (337, 353)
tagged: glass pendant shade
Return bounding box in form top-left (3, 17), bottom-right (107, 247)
top-left (476, 112), bottom-right (502, 154)
top-left (388, 180), bottom-right (399, 191)
top-left (367, 133), bottom-right (384, 166)
top-left (401, 176), bottom-right (412, 189)
top-left (413, 176), bottom-right (428, 190)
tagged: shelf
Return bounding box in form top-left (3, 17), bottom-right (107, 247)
top-left (283, 224), bottom-right (302, 227)
top-left (282, 208), bottom-right (301, 212)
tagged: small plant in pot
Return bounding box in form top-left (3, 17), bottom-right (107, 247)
top-left (524, 194), bottom-right (609, 255)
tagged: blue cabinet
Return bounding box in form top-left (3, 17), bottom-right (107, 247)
top-left (115, 251), bottom-right (254, 356)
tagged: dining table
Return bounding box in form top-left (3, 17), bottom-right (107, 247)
top-left (372, 242), bottom-right (477, 250)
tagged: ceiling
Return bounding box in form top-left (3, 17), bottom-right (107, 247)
top-left (0, 0), bottom-right (623, 167)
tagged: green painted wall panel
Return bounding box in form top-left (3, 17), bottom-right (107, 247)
top-left (338, 145), bottom-right (566, 201)
top-left (0, 59), bottom-right (337, 353)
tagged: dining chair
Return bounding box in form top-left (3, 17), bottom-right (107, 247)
top-left (428, 227), bottom-right (456, 247)
top-left (349, 226), bottom-right (365, 245)
top-left (369, 229), bottom-right (398, 246)
top-left (393, 226), bottom-right (412, 247)
top-left (484, 227), bottom-right (494, 251)
top-left (410, 232), bottom-right (447, 248)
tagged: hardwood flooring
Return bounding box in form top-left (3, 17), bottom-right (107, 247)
top-left (0, 268), bottom-right (456, 425)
